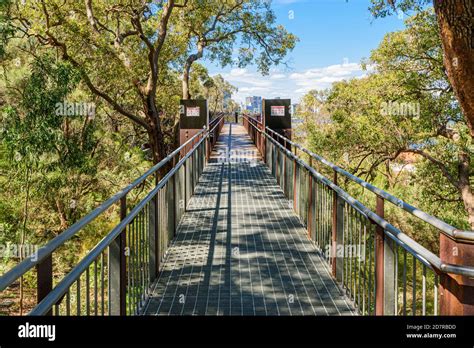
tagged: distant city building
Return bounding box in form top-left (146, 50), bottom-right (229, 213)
top-left (291, 103), bottom-right (299, 115)
top-left (223, 91), bottom-right (232, 109)
top-left (245, 96), bottom-right (262, 114)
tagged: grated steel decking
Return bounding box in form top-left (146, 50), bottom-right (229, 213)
top-left (144, 124), bottom-right (356, 316)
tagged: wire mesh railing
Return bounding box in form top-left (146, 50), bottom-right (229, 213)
top-left (0, 116), bottom-right (225, 316)
top-left (242, 115), bottom-right (474, 316)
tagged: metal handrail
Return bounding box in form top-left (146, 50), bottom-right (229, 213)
top-left (261, 123), bottom-right (474, 243)
top-left (0, 117), bottom-right (223, 291)
top-left (28, 129), bottom-right (210, 316)
top-left (242, 115), bottom-right (474, 278)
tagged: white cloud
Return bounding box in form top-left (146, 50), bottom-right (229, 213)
top-left (229, 68), bottom-right (248, 77)
top-left (213, 61), bottom-right (369, 105)
top-left (270, 73), bottom-right (287, 80)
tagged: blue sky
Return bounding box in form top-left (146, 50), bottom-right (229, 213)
top-left (205, 0), bottom-right (409, 105)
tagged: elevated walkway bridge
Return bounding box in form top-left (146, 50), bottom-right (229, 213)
top-left (1, 114), bottom-right (473, 316)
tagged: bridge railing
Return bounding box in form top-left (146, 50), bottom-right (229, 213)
top-left (0, 115), bottom-right (225, 316)
top-left (242, 115), bottom-right (474, 316)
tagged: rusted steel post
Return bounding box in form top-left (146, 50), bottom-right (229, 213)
top-left (375, 196), bottom-right (385, 315)
top-left (439, 235), bottom-right (474, 315)
top-left (276, 138), bottom-right (280, 183)
top-left (110, 196), bottom-right (127, 315)
top-left (331, 171), bottom-right (338, 277)
top-left (36, 254), bottom-right (53, 316)
top-left (206, 134), bottom-right (210, 162)
top-left (169, 157), bottom-right (178, 239)
top-left (307, 171), bottom-right (313, 239)
top-left (283, 138), bottom-right (287, 196)
top-left (293, 149), bottom-right (297, 212)
top-left (149, 173), bottom-right (160, 282)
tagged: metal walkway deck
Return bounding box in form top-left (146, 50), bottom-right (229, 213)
top-left (144, 124), bottom-right (356, 316)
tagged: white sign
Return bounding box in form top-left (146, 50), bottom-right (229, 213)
top-left (271, 106), bottom-right (285, 117)
top-left (186, 107), bottom-right (200, 117)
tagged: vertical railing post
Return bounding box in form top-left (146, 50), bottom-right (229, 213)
top-left (149, 173), bottom-right (159, 283)
top-left (332, 172), bottom-right (338, 277)
top-left (293, 145), bottom-right (297, 212)
top-left (439, 235), bottom-right (474, 315)
top-left (168, 163), bottom-right (176, 240)
top-left (36, 254), bottom-right (53, 316)
top-left (109, 196), bottom-right (127, 315)
top-left (332, 172), bottom-right (345, 283)
top-left (375, 196), bottom-right (385, 315)
top-left (283, 138), bottom-right (288, 196)
top-left (206, 130), bottom-right (210, 162)
top-left (373, 196), bottom-right (396, 315)
top-left (307, 170), bottom-right (313, 239)
top-left (384, 227), bottom-right (396, 315)
top-left (183, 158), bottom-right (187, 209)
top-left (172, 155), bottom-right (178, 235)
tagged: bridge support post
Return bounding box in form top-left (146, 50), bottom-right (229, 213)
top-left (374, 197), bottom-right (396, 315)
top-left (36, 254), bottom-right (53, 316)
top-left (334, 181), bottom-right (345, 283)
top-left (109, 196), bottom-right (127, 315)
top-left (167, 175), bottom-right (176, 241)
top-left (149, 193), bottom-right (158, 282)
top-left (439, 235), bottom-right (474, 315)
top-left (383, 235), bottom-right (396, 315)
top-left (375, 196), bottom-right (384, 315)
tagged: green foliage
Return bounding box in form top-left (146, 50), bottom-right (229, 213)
top-left (0, 52), bottom-right (150, 278)
top-left (0, 0), bottom-right (14, 60)
top-left (369, 0), bottom-right (431, 17)
top-left (189, 64), bottom-right (238, 112)
top-left (304, 9), bottom-right (472, 248)
top-left (181, 0), bottom-right (298, 75)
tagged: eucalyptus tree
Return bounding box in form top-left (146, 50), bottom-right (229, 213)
top-left (3, 0), bottom-right (190, 164)
top-left (178, 0), bottom-right (298, 99)
top-left (3, 0), bottom-right (296, 163)
top-left (369, 0), bottom-right (474, 137)
top-left (308, 9), bottom-right (473, 229)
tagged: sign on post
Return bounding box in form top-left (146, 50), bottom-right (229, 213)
top-left (179, 100), bottom-right (209, 156)
top-left (271, 105), bottom-right (286, 117)
top-left (186, 107), bottom-right (200, 117)
top-left (263, 99), bottom-right (292, 148)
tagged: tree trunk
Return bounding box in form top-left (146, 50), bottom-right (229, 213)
top-left (458, 152), bottom-right (474, 229)
top-left (182, 42), bottom-right (205, 100)
top-left (182, 60), bottom-right (192, 100)
top-left (146, 121), bottom-right (167, 165)
top-left (433, 0), bottom-right (474, 137)
top-left (142, 90), bottom-right (168, 166)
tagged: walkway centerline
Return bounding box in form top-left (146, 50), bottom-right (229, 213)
top-left (144, 123), bottom-right (355, 316)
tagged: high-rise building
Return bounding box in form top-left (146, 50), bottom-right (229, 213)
top-left (223, 91), bottom-right (232, 109)
top-left (245, 96), bottom-right (262, 114)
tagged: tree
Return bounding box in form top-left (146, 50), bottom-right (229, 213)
top-left (188, 66), bottom-right (238, 113)
top-left (3, 1), bottom-right (296, 165)
top-left (179, 0), bottom-right (297, 99)
top-left (3, 0), bottom-right (191, 164)
top-left (297, 89), bottom-right (330, 125)
top-left (369, 0), bottom-right (474, 137)
top-left (0, 49), bottom-right (154, 314)
top-left (306, 9), bottom-right (473, 229)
